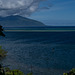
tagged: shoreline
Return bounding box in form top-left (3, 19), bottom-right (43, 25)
top-left (4, 30), bottom-right (75, 32)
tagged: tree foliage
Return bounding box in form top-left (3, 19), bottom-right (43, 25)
top-left (0, 46), bottom-right (7, 58)
top-left (0, 65), bottom-right (24, 75)
top-left (0, 25), bottom-right (5, 37)
top-left (63, 68), bottom-right (75, 75)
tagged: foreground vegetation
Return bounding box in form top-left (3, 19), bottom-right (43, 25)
top-left (0, 63), bottom-right (75, 75)
top-left (0, 46), bottom-right (7, 58)
top-left (0, 64), bottom-right (24, 75)
top-left (63, 68), bottom-right (75, 75)
top-left (0, 64), bottom-right (33, 75)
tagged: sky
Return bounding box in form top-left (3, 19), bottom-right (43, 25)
top-left (0, 0), bottom-right (75, 26)
top-left (29, 0), bottom-right (75, 26)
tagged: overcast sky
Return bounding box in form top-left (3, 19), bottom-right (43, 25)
top-left (0, 0), bottom-right (75, 26)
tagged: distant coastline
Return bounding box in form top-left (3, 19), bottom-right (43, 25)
top-left (4, 26), bottom-right (75, 32)
top-left (4, 30), bottom-right (75, 32)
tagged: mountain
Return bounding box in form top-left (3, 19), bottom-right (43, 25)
top-left (0, 15), bottom-right (45, 27)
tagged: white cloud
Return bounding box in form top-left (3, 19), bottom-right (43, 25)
top-left (0, 0), bottom-right (49, 17)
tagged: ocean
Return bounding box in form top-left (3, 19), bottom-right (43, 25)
top-left (0, 26), bottom-right (75, 75)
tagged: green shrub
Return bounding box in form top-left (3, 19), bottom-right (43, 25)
top-left (27, 72), bottom-right (33, 75)
top-left (0, 66), bottom-right (24, 75)
top-left (5, 69), bottom-right (24, 75)
top-left (0, 46), bottom-right (7, 58)
top-left (63, 68), bottom-right (75, 75)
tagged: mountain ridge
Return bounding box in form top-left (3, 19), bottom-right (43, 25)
top-left (0, 15), bottom-right (45, 27)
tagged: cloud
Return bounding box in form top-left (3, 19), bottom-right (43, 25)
top-left (38, 4), bottom-right (53, 11)
top-left (0, 0), bottom-right (50, 17)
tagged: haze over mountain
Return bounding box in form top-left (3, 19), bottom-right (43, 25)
top-left (0, 15), bottom-right (45, 27)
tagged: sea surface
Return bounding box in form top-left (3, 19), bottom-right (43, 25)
top-left (0, 27), bottom-right (75, 75)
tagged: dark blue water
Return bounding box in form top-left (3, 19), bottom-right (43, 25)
top-left (4, 26), bottom-right (75, 30)
top-left (0, 32), bottom-right (75, 75)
